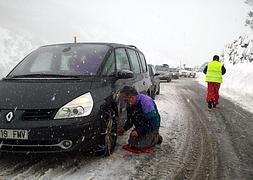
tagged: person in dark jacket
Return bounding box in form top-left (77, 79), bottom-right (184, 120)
top-left (118, 86), bottom-right (162, 150)
top-left (203, 55), bottom-right (226, 108)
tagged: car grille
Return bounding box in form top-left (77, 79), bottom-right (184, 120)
top-left (22, 109), bottom-right (56, 121)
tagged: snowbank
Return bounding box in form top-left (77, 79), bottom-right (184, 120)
top-left (0, 27), bottom-right (35, 78)
top-left (223, 63), bottom-right (253, 96)
top-left (197, 62), bottom-right (253, 113)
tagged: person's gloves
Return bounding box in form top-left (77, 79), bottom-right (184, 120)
top-left (130, 130), bottom-right (138, 139)
top-left (118, 128), bottom-right (126, 136)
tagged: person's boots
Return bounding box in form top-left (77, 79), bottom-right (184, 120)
top-left (157, 135), bottom-right (163, 145)
top-left (208, 101), bottom-right (213, 109)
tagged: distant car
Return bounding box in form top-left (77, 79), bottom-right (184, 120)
top-left (179, 69), bottom-right (190, 78)
top-left (155, 65), bottom-right (172, 82)
top-left (184, 67), bottom-right (196, 78)
top-left (148, 64), bottom-right (160, 99)
top-left (169, 68), bottom-right (180, 79)
top-left (0, 42), bottom-right (152, 156)
top-left (179, 68), bottom-right (196, 78)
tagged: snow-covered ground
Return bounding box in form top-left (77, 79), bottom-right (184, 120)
top-left (196, 62), bottom-right (253, 113)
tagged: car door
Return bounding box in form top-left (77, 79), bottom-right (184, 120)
top-left (126, 48), bottom-right (144, 93)
top-left (137, 51), bottom-right (152, 94)
top-left (113, 48), bottom-right (135, 126)
top-left (148, 64), bottom-right (155, 90)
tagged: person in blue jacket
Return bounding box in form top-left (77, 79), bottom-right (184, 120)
top-left (118, 86), bottom-right (162, 149)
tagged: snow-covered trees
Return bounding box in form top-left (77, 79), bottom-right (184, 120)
top-left (222, 35), bottom-right (253, 65)
top-left (221, 1), bottom-right (253, 65)
top-left (245, 0), bottom-right (253, 30)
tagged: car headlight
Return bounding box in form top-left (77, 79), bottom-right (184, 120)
top-left (54, 92), bottom-right (94, 119)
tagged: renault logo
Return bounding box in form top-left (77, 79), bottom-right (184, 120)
top-left (6, 112), bottom-right (14, 122)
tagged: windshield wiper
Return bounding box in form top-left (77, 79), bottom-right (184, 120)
top-left (7, 74), bottom-right (82, 79)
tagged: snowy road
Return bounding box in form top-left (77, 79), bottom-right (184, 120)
top-left (0, 79), bottom-right (253, 180)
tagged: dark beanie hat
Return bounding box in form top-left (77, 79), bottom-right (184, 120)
top-left (213, 55), bottom-right (219, 61)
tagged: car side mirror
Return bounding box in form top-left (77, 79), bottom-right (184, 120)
top-left (117, 70), bottom-right (134, 79)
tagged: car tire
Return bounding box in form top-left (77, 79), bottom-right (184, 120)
top-left (156, 84), bottom-right (160, 95)
top-left (99, 109), bottom-right (117, 156)
top-left (151, 90), bottom-right (156, 100)
top-left (147, 89), bottom-right (152, 97)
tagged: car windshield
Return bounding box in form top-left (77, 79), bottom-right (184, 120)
top-left (8, 44), bottom-right (110, 77)
top-left (184, 67), bottom-right (192, 71)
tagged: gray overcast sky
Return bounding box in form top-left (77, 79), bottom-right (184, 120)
top-left (0, 0), bottom-right (251, 67)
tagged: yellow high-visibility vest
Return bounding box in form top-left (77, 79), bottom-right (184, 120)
top-left (205, 61), bottom-right (223, 83)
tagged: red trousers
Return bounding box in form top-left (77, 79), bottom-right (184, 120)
top-left (206, 82), bottom-right (221, 105)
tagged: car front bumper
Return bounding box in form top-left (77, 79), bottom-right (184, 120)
top-left (0, 115), bottom-right (101, 153)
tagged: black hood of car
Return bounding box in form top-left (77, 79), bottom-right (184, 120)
top-left (0, 78), bottom-right (93, 110)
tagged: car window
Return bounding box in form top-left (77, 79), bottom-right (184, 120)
top-left (151, 66), bottom-right (156, 75)
top-left (138, 52), bottom-right (148, 72)
top-left (169, 68), bottom-right (179, 72)
top-left (115, 48), bottom-right (131, 71)
top-left (155, 66), bottom-right (169, 72)
top-left (30, 52), bottom-right (53, 72)
top-left (127, 49), bottom-right (141, 74)
top-left (101, 51), bottom-right (116, 76)
top-left (148, 65), bottom-right (153, 76)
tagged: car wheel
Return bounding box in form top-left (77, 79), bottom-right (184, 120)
top-left (147, 89), bottom-right (152, 97)
top-left (156, 84), bottom-right (160, 95)
top-left (151, 90), bottom-right (156, 100)
top-left (100, 109), bottom-right (117, 156)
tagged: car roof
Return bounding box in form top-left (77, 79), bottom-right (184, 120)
top-left (41, 42), bottom-right (141, 51)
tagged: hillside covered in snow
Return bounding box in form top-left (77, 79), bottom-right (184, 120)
top-left (0, 27), bottom-right (35, 78)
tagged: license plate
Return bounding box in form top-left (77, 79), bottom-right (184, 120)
top-left (0, 129), bottom-right (28, 140)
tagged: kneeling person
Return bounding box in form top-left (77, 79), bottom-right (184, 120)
top-left (118, 86), bottom-right (162, 150)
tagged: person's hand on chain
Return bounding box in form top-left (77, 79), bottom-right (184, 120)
top-left (130, 130), bottom-right (138, 139)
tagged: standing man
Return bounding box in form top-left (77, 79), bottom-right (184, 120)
top-left (118, 86), bottom-right (162, 152)
top-left (203, 55), bottom-right (226, 109)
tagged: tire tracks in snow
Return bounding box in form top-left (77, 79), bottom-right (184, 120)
top-left (185, 79), bottom-right (253, 179)
top-left (172, 86), bottom-right (216, 180)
